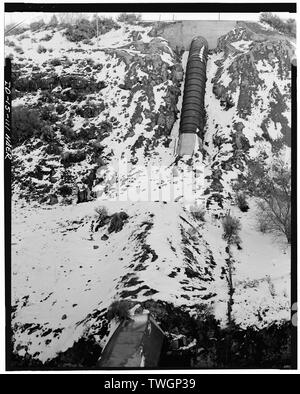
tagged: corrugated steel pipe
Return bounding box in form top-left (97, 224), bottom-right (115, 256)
top-left (177, 36), bottom-right (208, 156)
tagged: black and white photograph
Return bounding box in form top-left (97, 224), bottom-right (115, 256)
top-left (3, 2), bottom-right (297, 373)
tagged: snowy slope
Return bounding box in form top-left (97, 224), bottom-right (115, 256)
top-left (203, 24), bottom-right (293, 209)
top-left (12, 200), bottom-right (217, 361)
top-left (8, 21), bottom-right (293, 364)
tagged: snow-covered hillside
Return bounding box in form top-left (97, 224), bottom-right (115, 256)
top-left (7, 19), bottom-right (293, 367)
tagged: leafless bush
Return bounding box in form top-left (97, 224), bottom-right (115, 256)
top-left (117, 13), bottom-right (142, 24)
top-left (5, 40), bottom-right (15, 47)
top-left (222, 215), bottom-right (241, 246)
top-left (64, 17), bottom-right (119, 42)
top-left (48, 14), bottom-right (58, 28)
top-left (30, 20), bottom-right (45, 32)
top-left (12, 106), bottom-right (48, 146)
top-left (235, 193), bottom-right (249, 212)
top-left (40, 34), bottom-right (52, 42)
top-left (37, 45), bottom-right (47, 54)
top-left (222, 214), bottom-right (241, 327)
top-left (94, 205), bottom-right (108, 221)
top-left (107, 300), bottom-right (131, 322)
top-left (265, 275), bottom-right (276, 297)
top-left (49, 58), bottom-right (62, 66)
top-left (236, 154), bottom-right (291, 243)
top-left (260, 12), bottom-right (296, 37)
top-left (15, 46), bottom-right (24, 54)
top-left (190, 205), bottom-right (206, 222)
top-left (256, 199), bottom-right (290, 242)
top-left (257, 214), bottom-right (268, 233)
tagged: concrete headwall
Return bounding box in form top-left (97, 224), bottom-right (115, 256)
top-left (161, 20), bottom-right (237, 49)
top-left (177, 133), bottom-right (201, 156)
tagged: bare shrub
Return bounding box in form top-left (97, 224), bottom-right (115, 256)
top-left (40, 34), bottom-right (52, 42)
top-left (235, 193), bottom-right (249, 212)
top-left (254, 157), bottom-right (290, 243)
top-left (58, 184), bottom-right (73, 197)
top-left (260, 12), bottom-right (296, 37)
top-left (265, 275), bottom-right (276, 297)
top-left (186, 227), bottom-right (198, 242)
top-left (257, 215), bottom-right (268, 233)
top-left (190, 204), bottom-right (206, 222)
top-left (235, 153), bottom-right (291, 243)
top-left (117, 13), bottom-right (142, 24)
top-left (222, 214), bottom-right (241, 246)
top-left (64, 17), bottom-right (119, 42)
top-left (94, 205), bottom-right (108, 220)
top-left (50, 58), bottom-right (62, 66)
top-left (37, 45), bottom-right (47, 54)
top-left (256, 199), bottom-right (291, 242)
top-left (195, 303), bottom-right (214, 320)
top-left (5, 40), bottom-right (15, 47)
top-left (107, 300), bottom-right (131, 322)
top-left (19, 34), bottom-right (30, 40)
top-left (222, 214), bottom-right (241, 327)
top-left (12, 106), bottom-right (48, 146)
top-left (48, 14), bottom-right (58, 28)
top-left (30, 20), bottom-right (45, 32)
top-left (15, 46), bottom-right (24, 54)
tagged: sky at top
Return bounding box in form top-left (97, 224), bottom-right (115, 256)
top-left (5, 12), bottom-right (295, 27)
